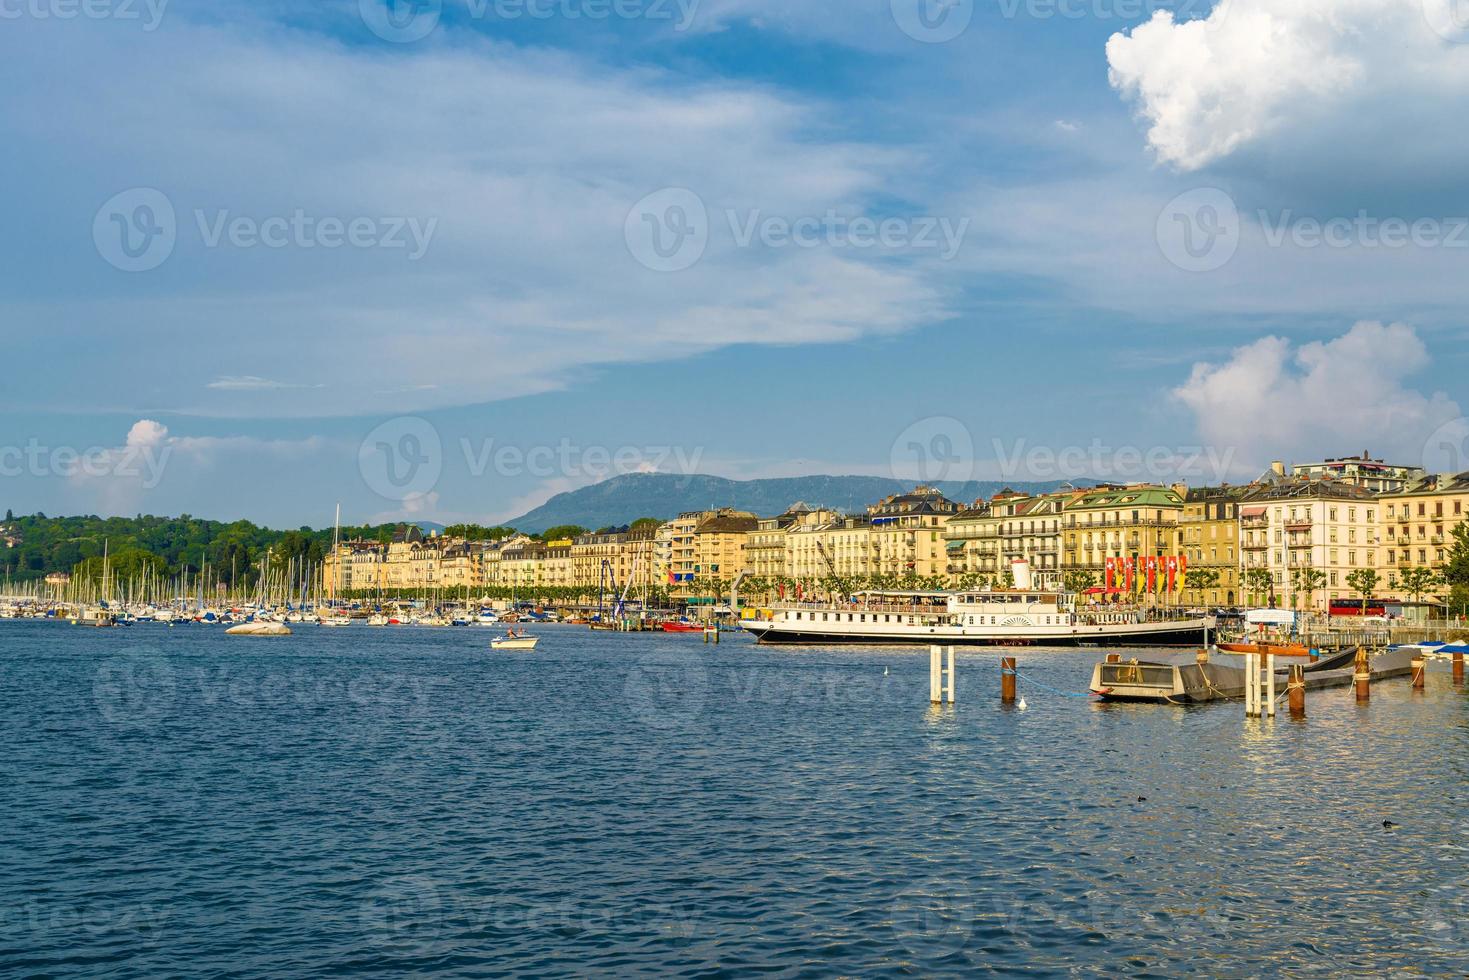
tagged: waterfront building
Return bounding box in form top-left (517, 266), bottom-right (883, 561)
top-left (942, 499), bottom-right (994, 580)
top-left (784, 508), bottom-right (859, 590)
top-left (743, 503), bottom-right (816, 586)
top-left (1239, 479), bottom-right (1379, 609)
top-left (1060, 484), bottom-right (1185, 596)
top-left (667, 508), bottom-right (758, 600)
top-left (1289, 452), bottom-right (1424, 493)
top-left (1378, 471), bottom-right (1469, 594)
top-left (1177, 485), bottom-right (1249, 607)
top-left (865, 486), bottom-right (960, 580)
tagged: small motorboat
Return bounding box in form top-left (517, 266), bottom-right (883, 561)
top-left (1216, 640), bottom-right (1312, 657)
top-left (492, 633), bottom-right (539, 650)
top-left (660, 620), bottom-right (704, 633)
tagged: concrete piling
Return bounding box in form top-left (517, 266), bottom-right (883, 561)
top-left (930, 645), bottom-right (956, 704)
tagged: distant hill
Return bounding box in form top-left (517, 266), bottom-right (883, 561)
top-left (505, 473), bottom-right (1093, 533)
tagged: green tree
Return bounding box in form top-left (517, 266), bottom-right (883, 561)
top-left (629, 517), bottom-right (663, 531)
top-left (1243, 568), bottom-right (1274, 606)
top-left (1397, 565), bottom-right (1441, 604)
top-left (1345, 568), bottom-right (1381, 615)
top-left (1444, 519), bottom-right (1469, 617)
top-left (1062, 569), bottom-right (1097, 594)
top-left (1291, 565), bottom-right (1327, 611)
top-left (537, 525), bottom-right (587, 543)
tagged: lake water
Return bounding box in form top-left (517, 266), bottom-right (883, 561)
top-left (3, 620), bottom-right (1468, 976)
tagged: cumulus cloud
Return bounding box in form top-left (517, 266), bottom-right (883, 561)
top-left (63, 420), bottom-right (330, 514)
top-left (1172, 321), bottom-right (1462, 471)
top-left (1106, 0), bottom-right (1469, 175)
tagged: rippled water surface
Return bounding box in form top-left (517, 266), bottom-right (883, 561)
top-left (4, 620), bottom-right (1469, 976)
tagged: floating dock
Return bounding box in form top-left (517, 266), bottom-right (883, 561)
top-left (1089, 646), bottom-right (1419, 703)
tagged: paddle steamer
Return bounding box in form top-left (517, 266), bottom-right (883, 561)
top-left (741, 589), bottom-right (1213, 647)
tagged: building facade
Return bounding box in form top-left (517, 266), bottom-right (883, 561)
top-left (1239, 480), bottom-right (1379, 609)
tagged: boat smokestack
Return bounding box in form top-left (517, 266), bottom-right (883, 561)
top-left (1011, 558), bottom-right (1033, 591)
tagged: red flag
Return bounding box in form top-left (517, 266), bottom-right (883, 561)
top-left (1124, 557), bottom-right (1135, 592)
top-left (1165, 555), bottom-right (1178, 592)
top-left (1146, 556), bottom-right (1158, 592)
top-left (1104, 557), bottom-right (1115, 591)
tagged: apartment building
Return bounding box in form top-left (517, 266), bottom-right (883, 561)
top-left (1378, 471), bottom-right (1469, 590)
top-left (1060, 485), bottom-right (1185, 592)
top-left (865, 486), bottom-right (959, 579)
top-left (1239, 479), bottom-right (1379, 609)
top-left (1177, 485), bottom-right (1248, 607)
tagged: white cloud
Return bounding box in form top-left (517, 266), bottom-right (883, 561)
top-left (1172, 321), bottom-right (1462, 471)
top-left (1106, 0), bottom-right (1469, 174)
top-left (2, 12), bottom-right (953, 419)
top-left (207, 376), bottom-right (321, 391)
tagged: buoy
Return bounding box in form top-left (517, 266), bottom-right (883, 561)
top-left (884, 666), bottom-right (889, 676)
top-left (1017, 697), bottom-right (1027, 711)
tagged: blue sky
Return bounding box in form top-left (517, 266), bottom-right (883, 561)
top-left (1, 0), bottom-right (1465, 528)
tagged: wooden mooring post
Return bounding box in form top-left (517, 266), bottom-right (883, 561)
top-left (1455, 650), bottom-right (1465, 686)
top-left (1287, 664), bottom-right (1305, 718)
top-left (1001, 655), bottom-right (1018, 705)
top-left (929, 645), bottom-right (956, 704)
top-left (1412, 655), bottom-right (1426, 691)
top-left (1354, 648), bottom-right (1371, 702)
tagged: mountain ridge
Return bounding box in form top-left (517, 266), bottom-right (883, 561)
top-left (504, 472), bottom-right (1095, 533)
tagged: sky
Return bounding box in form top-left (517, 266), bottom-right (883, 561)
top-left (1, 0), bottom-right (1466, 529)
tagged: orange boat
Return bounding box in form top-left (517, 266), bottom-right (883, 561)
top-left (1217, 641), bottom-right (1312, 658)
